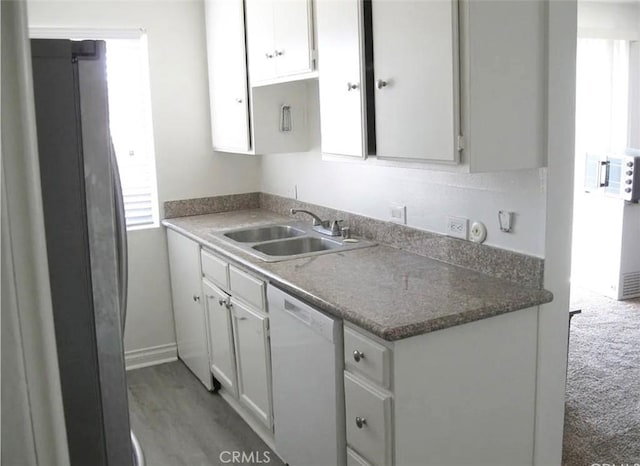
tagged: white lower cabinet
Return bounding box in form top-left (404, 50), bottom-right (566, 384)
top-left (200, 249), bottom-right (274, 431)
top-left (203, 279), bottom-right (237, 396)
top-left (230, 298), bottom-right (273, 429)
top-left (344, 372), bottom-right (393, 466)
top-left (167, 230), bottom-right (212, 390)
top-left (344, 306), bottom-right (539, 465)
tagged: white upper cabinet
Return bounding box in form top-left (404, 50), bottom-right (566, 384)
top-left (245, 0), bottom-right (315, 84)
top-left (316, 0), bottom-right (367, 158)
top-left (461, 0), bottom-right (546, 172)
top-left (372, 0), bottom-right (459, 163)
top-left (204, 0), bottom-right (251, 153)
top-left (314, 0), bottom-right (548, 172)
top-left (204, 0), bottom-right (311, 155)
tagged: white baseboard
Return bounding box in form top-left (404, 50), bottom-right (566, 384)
top-left (125, 343), bottom-right (177, 371)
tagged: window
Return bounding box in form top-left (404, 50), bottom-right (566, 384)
top-left (575, 38), bottom-right (631, 156)
top-left (105, 36), bottom-right (159, 229)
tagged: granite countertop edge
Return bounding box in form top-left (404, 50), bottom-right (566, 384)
top-left (162, 215), bottom-right (554, 342)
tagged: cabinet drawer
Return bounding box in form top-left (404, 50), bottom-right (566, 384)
top-left (201, 249), bottom-right (229, 289)
top-left (344, 327), bottom-right (391, 388)
top-left (344, 372), bottom-right (392, 466)
top-left (347, 447), bottom-right (372, 466)
top-left (229, 265), bottom-right (265, 310)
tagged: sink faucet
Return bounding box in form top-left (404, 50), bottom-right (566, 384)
top-left (290, 208), bottom-right (323, 226)
top-left (290, 208), bottom-right (343, 237)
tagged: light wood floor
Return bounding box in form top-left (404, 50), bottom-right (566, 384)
top-left (127, 361), bottom-right (284, 466)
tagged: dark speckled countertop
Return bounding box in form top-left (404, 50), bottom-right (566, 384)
top-left (163, 209), bottom-right (553, 341)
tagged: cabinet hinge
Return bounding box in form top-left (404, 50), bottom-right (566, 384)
top-left (457, 135), bottom-right (465, 152)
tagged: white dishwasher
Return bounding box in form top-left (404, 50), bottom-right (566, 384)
top-left (268, 285), bottom-right (346, 466)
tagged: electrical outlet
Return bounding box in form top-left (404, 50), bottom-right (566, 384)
top-left (390, 205), bottom-right (407, 224)
top-left (447, 216), bottom-right (468, 239)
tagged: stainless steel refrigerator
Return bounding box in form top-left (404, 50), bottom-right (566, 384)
top-left (31, 39), bottom-right (144, 466)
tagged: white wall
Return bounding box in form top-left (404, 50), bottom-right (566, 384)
top-left (578, 0), bottom-right (640, 40)
top-left (261, 81), bottom-right (547, 257)
top-left (27, 0), bottom-right (261, 356)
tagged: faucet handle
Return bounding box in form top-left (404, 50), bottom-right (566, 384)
top-left (341, 226), bottom-right (351, 240)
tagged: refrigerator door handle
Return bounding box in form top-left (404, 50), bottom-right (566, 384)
top-left (110, 140), bottom-right (128, 335)
top-left (111, 142), bottom-right (146, 466)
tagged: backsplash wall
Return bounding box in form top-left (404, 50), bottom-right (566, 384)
top-left (260, 81), bottom-right (547, 258)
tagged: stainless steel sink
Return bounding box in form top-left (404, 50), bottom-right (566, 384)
top-left (224, 225), bottom-right (304, 243)
top-left (209, 222), bottom-right (376, 262)
top-left (252, 236), bottom-right (342, 256)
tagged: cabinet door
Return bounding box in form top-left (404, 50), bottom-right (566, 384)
top-left (372, 0), bottom-right (458, 162)
top-left (316, 0), bottom-right (366, 157)
top-left (245, 0), bottom-right (277, 82)
top-left (272, 0), bottom-right (314, 77)
top-left (203, 279), bottom-right (237, 396)
top-left (230, 298), bottom-right (273, 429)
top-left (204, 0), bottom-right (251, 152)
top-left (167, 230), bottom-right (211, 390)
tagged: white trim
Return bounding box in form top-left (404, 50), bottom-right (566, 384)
top-left (29, 27), bottom-right (145, 40)
top-left (125, 343), bottom-right (178, 371)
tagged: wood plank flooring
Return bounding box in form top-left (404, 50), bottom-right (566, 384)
top-left (127, 361), bottom-right (284, 466)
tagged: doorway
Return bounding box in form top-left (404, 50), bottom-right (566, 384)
top-left (564, 2), bottom-right (640, 464)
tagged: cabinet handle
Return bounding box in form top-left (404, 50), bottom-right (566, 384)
top-left (218, 298), bottom-right (226, 306)
top-left (225, 302), bottom-right (233, 310)
top-left (235, 98), bottom-right (243, 104)
top-left (355, 417), bottom-right (367, 429)
top-left (376, 79), bottom-right (389, 89)
top-left (265, 52), bottom-right (274, 59)
top-left (353, 350), bottom-right (365, 362)
top-left (192, 295), bottom-right (200, 302)
top-left (275, 49), bottom-right (284, 57)
top-left (347, 82), bottom-right (359, 91)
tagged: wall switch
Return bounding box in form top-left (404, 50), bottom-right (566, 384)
top-left (447, 216), bottom-right (468, 239)
top-left (390, 205), bottom-right (407, 224)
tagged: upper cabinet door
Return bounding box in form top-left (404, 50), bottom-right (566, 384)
top-left (245, 0), bottom-right (277, 82)
top-left (316, 0), bottom-right (366, 158)
top-left (372, 0), bottom-right (459, 162)
top-left (245, 0), bottom-right (315, 84)
top-left (204, 0), bottom-right (251, 152)
top-left (272, 0), bottom-right (314, 77)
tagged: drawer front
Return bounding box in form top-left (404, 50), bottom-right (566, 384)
top-left (344, 372), bottom-right (392, 466)
top-left (201, 249), bottom-right (229, 289)
top-left (344, 327), bottom-right (391, 388)
top-left (347, 447), bottom-right (372, 466)
top-left (229, 265), bottom-right (265, 311)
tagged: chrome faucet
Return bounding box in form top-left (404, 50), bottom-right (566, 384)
top-left (290, 208), bottom-right (323, 226)
top-left (290, 208), bottom-right (343, 237)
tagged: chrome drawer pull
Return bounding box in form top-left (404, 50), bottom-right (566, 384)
top-left (355, 417), bottom-right (367, 429)
top-left (353, 350), bottom-right (365, 362)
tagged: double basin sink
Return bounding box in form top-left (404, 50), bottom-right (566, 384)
top-left (210, 223), bottom-right (375, 262)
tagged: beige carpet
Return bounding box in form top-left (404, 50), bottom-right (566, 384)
top-left (563, 286), bottom-right (640, 466)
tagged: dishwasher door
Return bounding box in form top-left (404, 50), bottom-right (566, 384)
top-left (268, 285), bottom-right (346, 466)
